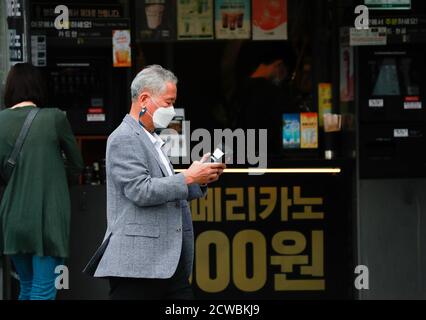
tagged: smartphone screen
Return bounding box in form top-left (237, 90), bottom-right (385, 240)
top-left (211, 148), bottom-right (225, 162)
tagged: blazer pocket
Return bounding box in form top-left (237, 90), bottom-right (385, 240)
top-left (123, 224), bottom-right (160, 238)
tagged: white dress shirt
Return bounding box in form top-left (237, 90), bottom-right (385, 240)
top-left (141, 126), bottom-right (174, 176)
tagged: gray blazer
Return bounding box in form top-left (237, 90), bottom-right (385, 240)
top-left (94, 114), bottom-right (206, 279)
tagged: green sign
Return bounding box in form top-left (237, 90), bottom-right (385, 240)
top-left (364, 0), bottom-right (411, 10)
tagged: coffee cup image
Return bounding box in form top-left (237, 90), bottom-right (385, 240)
top-left (221, 8), bottom-right (229, 28)
top-left (229, 13), bottom-right (237, 30)
top-left (237, 12), bottom-right (244, 28)
top-left (145, 4), bottom-right (165, 29)
top-left (115, 50), bottom-right (129, 64)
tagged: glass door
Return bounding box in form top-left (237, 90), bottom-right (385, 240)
top-left (0, 1), bottom-right (10, 110)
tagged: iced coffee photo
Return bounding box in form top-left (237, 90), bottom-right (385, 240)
top-left (145, 3), bottom-right (165, 29)
top-left (112, 30), bottom-right (131, 67)
top-left (221, 4), bottom-right (229, 28)
top-left (236, 4), bottom-right (244, 28)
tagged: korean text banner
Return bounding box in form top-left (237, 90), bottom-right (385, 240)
top-left (189, 171), bottom-right (354, 299)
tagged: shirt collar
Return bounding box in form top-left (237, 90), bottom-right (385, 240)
top-left (141, 125), bottom-right (165, 148)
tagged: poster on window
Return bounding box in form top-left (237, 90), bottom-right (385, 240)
top-left (339, 46), bottom-right (354, 102)
top-left (252, 0), bottom-right (288, 40)
top-left (282, 113), bottom-right (301, 149)
top-left (300, 112), bottom-right (318, 149)
top-left (113, 30), bottom-right (131, 67)
top-left (135, 0), bottom-right (176, 41)
top-left (177, 0), bottom-right (214, 40)
top-left (318, 83), bottom-right (333, 127)
top-left (215, 0), bottom-right (251, 39)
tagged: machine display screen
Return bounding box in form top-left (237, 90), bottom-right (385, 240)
top-left (368, 53), bottom-right (420, 97)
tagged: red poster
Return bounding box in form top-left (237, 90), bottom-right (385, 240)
top-left (252, 0), bottom-right (287, 40)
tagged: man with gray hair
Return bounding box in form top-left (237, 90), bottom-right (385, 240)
top-left (86, 65), bottom-right (225, 299)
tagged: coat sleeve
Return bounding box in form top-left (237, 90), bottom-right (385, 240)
top-left (187, 184), bottom-right (207, 201)
top-left (55, 110), bottom-right (84, 177)
top-left (108, 134), bottom-right (189, 207)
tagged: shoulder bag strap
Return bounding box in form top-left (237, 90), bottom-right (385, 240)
top-left (5, 108), bottom-right (40, 179)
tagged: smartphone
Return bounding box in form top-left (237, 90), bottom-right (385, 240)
top-left (210, 148), bottom-right (225, 163)
top-left (202, 143), bottom-right (232, 163)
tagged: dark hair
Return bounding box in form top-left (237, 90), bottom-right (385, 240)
top-left (3, 63), bottom-right (47, 108)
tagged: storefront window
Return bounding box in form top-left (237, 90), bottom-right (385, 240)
top-left (0, 0), bottom-right (9, 109)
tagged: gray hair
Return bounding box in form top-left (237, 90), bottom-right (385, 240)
top-left (131, 65), bottom-right (178, 101)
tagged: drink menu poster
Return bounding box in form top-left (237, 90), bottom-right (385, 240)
top-left (113, 30), bottom-right (131, 67)
top-left (135, 0), bottom-right (176, 41)
top-left (177, 0), bottom-right (214, 40)
top-left (318, 83), bottom-right (332, 127)
top-left (282, 113), bottom-right (301, 149)
top-left (252, 0), bottom-right (288, 40)
top-left (300, 112), bottom-right (318, 149)
top-left (215, 0), bottom-right (251, 39)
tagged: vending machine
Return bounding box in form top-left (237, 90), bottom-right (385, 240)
top-left (358, 44), bottom-right (426, 178)
top-left (43, 55), bottom-right (122, 135)
top-left (28, 0), bottom-right (131, 135)
top-left (356, 41), bottom-right (426, 299)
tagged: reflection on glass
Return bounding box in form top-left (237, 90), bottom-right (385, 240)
top-left (373, 58), bottom-right (400, 96)
top-left (400, 58), bottom-right (419, 96)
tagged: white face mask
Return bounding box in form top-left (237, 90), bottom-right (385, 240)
top-left (148, 98), bottom-right (176, 129)
top-left (153, 106), bottom-right (176, 129)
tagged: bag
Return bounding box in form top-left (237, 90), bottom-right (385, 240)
top-left (82, 233), bottom-right (112, 277)
top-left (82, 206), bottom-right (127, 277)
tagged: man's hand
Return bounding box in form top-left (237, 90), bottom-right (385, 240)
top-left (183, 153), bottom-right (226, 185)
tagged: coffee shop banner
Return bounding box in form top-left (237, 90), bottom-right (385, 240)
top-left (30, 2), bottom-right (130, 47)
top-left (215, 0), bottom-right (251, 39)
top-left (188, 171), bottom-right (354, 299)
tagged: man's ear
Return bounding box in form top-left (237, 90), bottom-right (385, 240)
top-left (138, 92), bottom-right (150, 106)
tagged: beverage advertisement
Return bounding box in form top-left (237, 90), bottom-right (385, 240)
top-left (300, 112), bottom-right (318, 149)
top-left (340, 28), bottom-right (354, 102)
top-left (112, 30), bottom-right (131, 67)
top-left (283, 113), bottom-right (301, 149)
top-left (252, 0), bottom-right (288, 40)
top-left (318, 83), bottom-right (332, 127)
top-left (135, 0), bottom-right (176, 41)
top-left (215, 0), bottom-right (251, 39)
top-left (177, 0), bottom-right (214, 40)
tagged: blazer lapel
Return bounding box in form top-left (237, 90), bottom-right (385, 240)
top-left (123, 115), bottom-right (169, 177)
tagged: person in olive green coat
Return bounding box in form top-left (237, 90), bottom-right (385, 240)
top-left (0, 63), bottom-right (84, 300)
